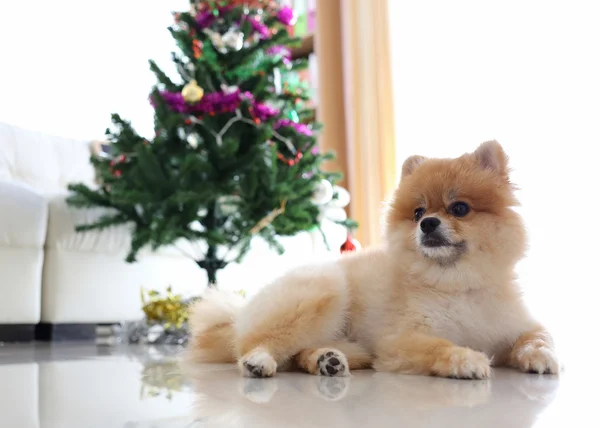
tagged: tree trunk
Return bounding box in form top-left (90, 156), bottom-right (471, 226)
top-left (197, 244), bottom-right (224, 287)
top-left (196, 203), bottom-right (227, 287)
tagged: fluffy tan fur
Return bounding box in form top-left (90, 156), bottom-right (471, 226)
top-left (188, 141), bottom-right (559, 379)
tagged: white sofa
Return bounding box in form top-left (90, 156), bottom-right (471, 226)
top-left (0, 122), bottom-right (347, 331)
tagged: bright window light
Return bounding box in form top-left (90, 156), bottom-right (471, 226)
top-left (389, 0), bottom-right (600, 365)
top-left (0, 0), bottom-right (189, 139)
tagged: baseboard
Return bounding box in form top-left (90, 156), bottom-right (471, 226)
top-left (0, 324), bottom-right (36, 342)
top-left (35, 323), bottom-right (98, 341)
top-left (0, 323), bottom-right (122, 342)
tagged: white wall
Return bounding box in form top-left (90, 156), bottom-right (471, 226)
top-left (0, 0), bottom-right (188, 140)
top-left (388, 0), bottom-right (600, 363)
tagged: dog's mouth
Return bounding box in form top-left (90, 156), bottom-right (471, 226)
top-left (419, 233), bottom-right (468, 264)
top-left (421, 234), bottom-right (452, 248)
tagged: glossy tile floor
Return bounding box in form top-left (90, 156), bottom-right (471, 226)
top-left (0, 342), bottom-right (593, 428)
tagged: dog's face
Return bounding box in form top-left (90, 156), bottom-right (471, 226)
top-left (386, 141), bottom-right (525, 268)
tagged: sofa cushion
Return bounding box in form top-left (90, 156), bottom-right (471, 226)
top-left (0, 181), bottom-right (47, 248)
top-left (46, 194), bottom-right (129, 255)
top-left (45, 194), bottom-right (196, 258)
top-left (44, 193), bottom-right (323, 263)
top-left (0, 122), bottom-right (95, 194)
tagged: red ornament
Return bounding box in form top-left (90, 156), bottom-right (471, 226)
top-left (109, 154), bottom-right (126, 166)
top-left (193, 39), bottom-right (202, 59)
top-left (277, 151), bottom-right (303, 166)
top-left (340, 234), bottom-right (361, 253)
top-left (112, 170), bottom-right (122, 178)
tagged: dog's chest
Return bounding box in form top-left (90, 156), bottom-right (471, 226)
top-left (413, 292), bottom-right (525, 357)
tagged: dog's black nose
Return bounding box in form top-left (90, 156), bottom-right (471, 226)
top-left (420, 217), bottom-right (441, 234)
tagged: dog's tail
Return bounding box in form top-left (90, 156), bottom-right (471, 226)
top-left (188, 289), bottom-right (245, 363)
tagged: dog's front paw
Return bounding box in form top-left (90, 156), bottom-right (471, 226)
top-left (513, 341), bottom-right (559, 374)
top-left (431, 347), bottom-right (491, 380)
top-left (239, 348), bottom-right (278, 378)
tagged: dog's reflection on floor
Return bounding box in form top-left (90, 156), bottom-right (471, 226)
top-left (188, 368), bottom-right (558, 428)
top-left (313, 376), bottom-right (352, 401)
top-left (240, 374), bottom-right (351, 404)
top-left (239, 377), bottom-right (280, 403)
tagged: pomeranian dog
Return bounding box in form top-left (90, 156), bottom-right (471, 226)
top-left (189, 141), bottom-right (559, 379)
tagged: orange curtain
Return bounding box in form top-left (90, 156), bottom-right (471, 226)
top-left (316, 0), bottom-right (397, 247)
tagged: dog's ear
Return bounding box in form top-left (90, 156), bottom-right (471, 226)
top-left (401, 155), bottom-right (426, 178)
top-left (473, 140), bottom-right (508, 176)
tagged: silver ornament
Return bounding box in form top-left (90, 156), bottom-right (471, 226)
top-left (220, 84), bottom-right (239, 94)
top-left (190, 220), bottom-right (203, 232)
top-left (204, 29), bottom-right (227, 54)
top-left (187, 133), bottom-right (200, 149)
top-left (146, 325), bottom-right (165, 344)
top-left (331, 186), bottom-right (351, 208)
top-left (222, 27), bottom-right (244, 51)
top-left (204, 27), bottom-right (244, 53)
top-left (311, 179), bottom-right (334, 205)
top-left (273, 68), bottom-right (282, 95)
top-left (321, 206), bottom-right (347, 223)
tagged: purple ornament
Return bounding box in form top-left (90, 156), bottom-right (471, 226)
top-left (266, 45), bottom-right (292, 66)
top-left (249, 17), bottom-right (270, 39)
top-left (196, 11), bottom-right (215, 28)
top-left (275, 119), bottom-right (313, 136)
top-left (155, 88), bottom-right (255, 115)
top-left (196, 5), bottom-right (232, 29)
top-left (253, 102), bottom-right (280, 121)
top-left (266, 45), bottom-right (290, 57)
top-left (194, 89), bottom-right (246, 114)
top-left (155, 92), bottom-right (187, 113)
top-left (277, 7), bottom-right (296, 26)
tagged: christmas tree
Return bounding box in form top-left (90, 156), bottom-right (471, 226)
top-left (67, 0), bottom-right (356, 286)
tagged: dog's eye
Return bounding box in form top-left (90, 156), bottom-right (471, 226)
top-left (449, 202), bottom-right (470, 217)
top-left (414, 207), bottom-right (426, 222)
